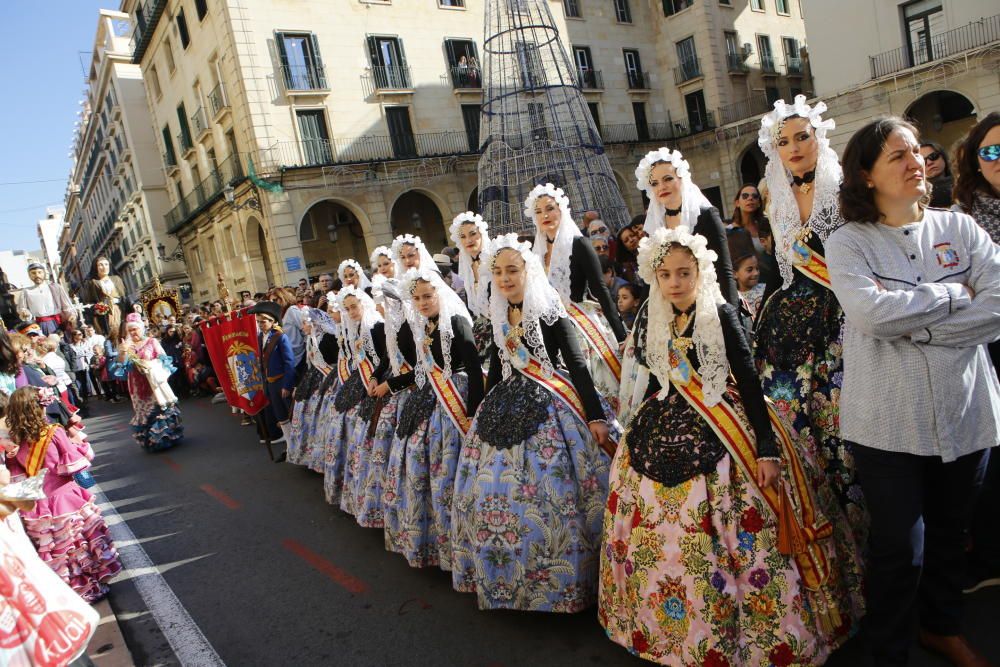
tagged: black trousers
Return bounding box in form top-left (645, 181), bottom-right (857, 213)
top-left (852, 443), bottom-right (989, 666)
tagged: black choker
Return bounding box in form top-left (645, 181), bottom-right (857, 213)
top-left (791, 170), bottom-right (816, 193)
top-left (546, 236), bottom-right (555, 245)
top-left (665, 206), bottom-right (682, 217)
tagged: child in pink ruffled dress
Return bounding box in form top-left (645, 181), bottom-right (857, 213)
top-left (2, 386), bottom-right (121, 602)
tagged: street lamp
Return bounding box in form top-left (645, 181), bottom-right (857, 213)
top-left (223, 183), bottom-right (261, 211)
top-left (327, 223), bottom-right (339, 244)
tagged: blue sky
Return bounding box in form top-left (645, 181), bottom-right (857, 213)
top-left (0, 0), bottom-right (119, 252)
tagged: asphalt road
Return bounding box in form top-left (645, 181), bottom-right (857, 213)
top-left (82, 396), bottom-right (999, 667)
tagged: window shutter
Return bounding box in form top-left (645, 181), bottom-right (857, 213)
top-left (275, 32), bottom-right (291, 89)
top-left (663, 0), bottom-right (674, 16)
top-left (309, 33), bottom-right (325, 87)
top-left (445, 39), bottom-right (457, 67)
top-left (366, 35), bottom-right (380, 67)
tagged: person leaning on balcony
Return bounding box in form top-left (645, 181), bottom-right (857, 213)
top-left (827, 116), bottom-right (1000, 667)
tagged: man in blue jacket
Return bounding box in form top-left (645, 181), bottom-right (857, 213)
top-left (249, 301), bottom-right (296, 446)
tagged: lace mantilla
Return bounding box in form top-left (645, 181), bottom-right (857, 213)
top-left (337, 258), bottom-right (372, 291)
top-left (757, 94), bottom-right (843, 289)
top-left (379, 278), bottom-right (411, 376)
top-left (636, 226), bottom-right (728, 405)
top-left (450, 212), bottom-right (493, 318)
top-left (391, 234), bottom-right (437, 273)
top-left (524, 183), bottom-right (579, 304)
top-left (401, 267), bottom-right (473, 386)
top-left (635, 147), bottom-right (713, 235)
top-left (488, 233), bottom-right (567, 380)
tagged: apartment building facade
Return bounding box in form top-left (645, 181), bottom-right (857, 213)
top-left (61, 9), bottom-right (185, 299)
top-left (117, 0), bottom-right (815, 299)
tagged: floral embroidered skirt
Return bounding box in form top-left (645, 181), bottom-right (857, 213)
top-left (451, 372), bottom-right (616, 612)
top-left (383, 374), bottom-right (468, 571)
top-left (21, 495), bottom-right (122, 603)
top-left (599, 424), bottom-right (829, 666)
top-left (755, 275), bottom-right (866, 644)
top-left (287, 367), bottom-right (326, 467)
top-left (301, 373), bottom-right (340, 473)
top-left (130, 395), bottom-right (182, 452)
top-left (345, 387), bottom-right (409, 529)
top-left (320, 372), bottom-right (364, 506)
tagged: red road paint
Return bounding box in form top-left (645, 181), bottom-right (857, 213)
top-left (161, 456), bottom-right (182, 472)
top-left (199, 484), bottom-right (241, 510)
top-left (281, 539), bottom-right (369, 595)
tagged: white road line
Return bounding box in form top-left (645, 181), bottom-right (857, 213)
top-left (93, 483), bottom-right (227, 667)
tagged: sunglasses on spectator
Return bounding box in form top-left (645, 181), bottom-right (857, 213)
top-left (978, 144), bottom-right (1000, 162)
top-left (923, 151), bottom-right (942, 162)
top-left (740, 192), bottom-right (761, 200)
top-left (591, 226), bottom-right (608, 234)
top-left (593, 244), bottom-right (608, 251)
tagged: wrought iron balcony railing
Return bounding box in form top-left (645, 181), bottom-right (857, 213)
top-left (626, 70), bottom-right (649, 90)
top-left (367, 65), bottom-right (413, 91)
top-left (176, 130), bottom-right (193, 154)
top-left (760, 55), bottom-right (778, 74)
top-left (280, 63), bottom-right (328, 91)
top-left (208, 83), bottom-right (229, 116)
top-left (869, 13), bottom-right (999, 79)
top-left (131, 0), bottom-right (167, 62)
top-left (577, 69), bottom-right (604, 89)
top-left (190, 106), bottom-right (210, 137)
top-left (449, 65), bottom-right (482, 89)
top-left (726, 53), bottom-right (749, 73)
top-left (674, 57), bottom-right (702, 84)
top-left (166, 154), bottom-right (245, 234)
top-left (260, 129), bottom-right (475, 170)
top-left (785, 56), bottom-right (804, 76)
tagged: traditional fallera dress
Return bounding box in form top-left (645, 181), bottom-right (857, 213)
top-left (347, 280), bottom-right (417, 529)
top-left (304, 331), bottom-right (348, 474)
top-left (338, 321), bottom-right (389, 517)
top-left (111, 336), bottom-right (183, 452)
top-left (383, 310), bottom-right (483, 571)
top-left (8, 425), bottom-right (122, 602)
top-left (600, 295), bottom-right (839, 665)
top-left (287, 313), bottom-right (339, 467)
top-left (451, 312), bottom-right (621, 612)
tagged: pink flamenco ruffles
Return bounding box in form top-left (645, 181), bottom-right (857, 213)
top-left (20, 496), bottom-right (123, 602)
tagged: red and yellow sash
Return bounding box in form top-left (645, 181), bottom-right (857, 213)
top-left (337, 355), bottom-right (351, 383)
top-left (25, 425), bottom-right (59, 477)
top-left (426, 364), bottom-right (471, 436)
top-left (516, 355), bottom-right (618, 458)
top-left (358, 356), bottom-right (377, 393)
top-left (668, 353), bottom-right (833, 594)
top-left (792, 241), bottom-right (832, 289)
top-left (567, 302), bottom-right (622, 383)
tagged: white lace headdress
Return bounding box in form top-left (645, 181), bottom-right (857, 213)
top-left (635, 147), bottom-right (713, 235)
top-left (337, 258), bottom-right (373, 291)
top-left (377, 277), bottom-right (412, 376)
top-left (336, 285), bottom-right (383, 369)
top-left (525, 183), bottom-right (579, 303)
top-left (758, 94), bottom-right (843, 289)
top-left (449, 212), bottom-right (493, 318)
top-left (401, 267), bottom-right (473, 385)
top-left (488, 233), bottom-right (568, 380)
top-left (369, 246), bottom-right (398, 280)
top-left (391, 234), bottom-right (437, 274)
top-left (637, 226), bottom-right (728, 405)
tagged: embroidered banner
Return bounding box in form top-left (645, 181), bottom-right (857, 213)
top-left (516, 355), bottom-right (618, 458)
top-left (426, 364), bottom-right (471, 436)
top-left (200, 309), bottom-right (269, 416)
top-left (567, 302), bottom-right (622, 382)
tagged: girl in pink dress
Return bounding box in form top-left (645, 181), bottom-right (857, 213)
top-left (3, 386), bottom-right (121, 601)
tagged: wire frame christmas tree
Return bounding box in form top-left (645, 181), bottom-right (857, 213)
top-left (477, 0), bottom-right (630, 235)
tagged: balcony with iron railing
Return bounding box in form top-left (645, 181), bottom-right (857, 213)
top-left (717, 89), bottom-right (791, 126)
top-left (166, 154), bottom-right (245, 234)
top-left (726, 52), bottom-right (749, 74)
top-left (577, 69), bottom-right (604, 90)
top-left (363, 66), bottom-right (414, 96)
top-left (627, 70), bottom-right (650, 90)
top-left (280, 63), bottom-right (328, 92)
top-left (208, 83), bottom-right (229, 117)
top-left (869, 13), bottom-right (1000, 79)
top-left (190, 106), bottom-right (210, 140)
top-left (163, 148), bottom-right (177, 169)
top-left (785, 56), bottom-right (804, 76)
top-left (131, 0), bottom-right (167, 62)
top-left (674, 57), bottom-right (702, 84)
top-left (449, 65), bottom-right (482, 89)
top-left (260, 129), bottom-right (475, 171)
top-left (760, 55), bottom-right (778, 75)
top-left (176, 129), bottom-right (194, 155)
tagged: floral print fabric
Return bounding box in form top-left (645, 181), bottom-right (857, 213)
top-left (343, 388), bottom-right (408, 528)
top-left (451, 375), bottom-right (616, 612)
